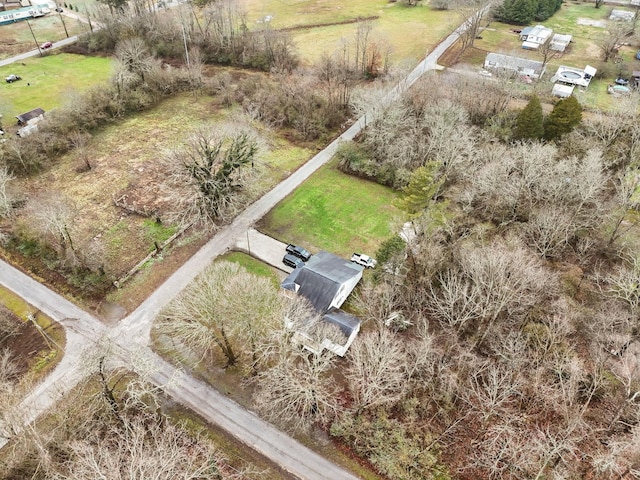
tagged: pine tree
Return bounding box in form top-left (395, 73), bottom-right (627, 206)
top-left (514, 95), bottom-right (544, 140)
top-left (543, 96), bottom-right (582, 140)
top-left (495, 0), bottom-right (537, 24)
top-left (395, 162), bottom-right (444, 216)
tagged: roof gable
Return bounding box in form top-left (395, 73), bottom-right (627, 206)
top-left (16, 108), bottom-right (45, 124)
top-left (280, 251), bottom-right (364, 312)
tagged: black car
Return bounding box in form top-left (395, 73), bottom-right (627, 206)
top-left (283, 253), bottom-right (304, 269)
top-left (286, 244), bottom-right (312, 261)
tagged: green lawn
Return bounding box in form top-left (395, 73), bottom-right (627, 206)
top-left (0, 53), bottom-right (113, 120)
top-left (259, 160), bottom-right (403, 257)
top-left (0, 14), bottom-right (89, 59)
top-left (218, 252), bottom-right (281, 287)
top-left (244, 0), bottom-right (459, 64)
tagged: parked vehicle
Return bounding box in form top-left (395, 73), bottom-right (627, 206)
top-left (5, 74), bottom-right (21, 83)
top-left (636, 50), bottom-right (640, 60)
top-left (615, 76), bottom-right (629, 86)
top-left (40, 41), bottom-right (53, 49)
top-left (283, 253), bottom-right (304, 269)
top-left (286, 244), bottom-right (312, 261)
top-left (350, 253), bottom-right (377, 269)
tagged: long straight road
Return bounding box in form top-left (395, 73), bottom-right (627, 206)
top-left (0, 13), bottom-right (479, 479)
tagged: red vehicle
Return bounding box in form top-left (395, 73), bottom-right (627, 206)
top-left (40, 41), bottom-right (53, 49)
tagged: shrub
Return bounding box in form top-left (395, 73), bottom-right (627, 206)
top-left (375, 236), bottom-right (407, 265)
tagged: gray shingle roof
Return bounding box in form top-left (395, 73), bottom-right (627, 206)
top-left (281, 251), bottom-right (363, 312)
top-left (323, 307), bottom-right (360, 337)
top-left (16, 108), bottom-right (45, 125)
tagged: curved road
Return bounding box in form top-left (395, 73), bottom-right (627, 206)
top-left (0, 13), bottom-right (480, 479)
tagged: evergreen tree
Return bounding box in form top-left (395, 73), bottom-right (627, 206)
top-left (543, 96), bottom-right (583, 140)
top-left (535, 0), bottom-right (561, 20)
top-left (495, 0), bottom-right (537, 24)
top-left (514, 95), bottom-right (544, 140)
top-left (395, 162), bottom-right (443, 216)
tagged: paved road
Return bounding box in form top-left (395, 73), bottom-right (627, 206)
top-left (0, 11), bottom-right (479, 479)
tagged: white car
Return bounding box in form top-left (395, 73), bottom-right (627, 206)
top-left (350, 253), bottom-right (377, 269)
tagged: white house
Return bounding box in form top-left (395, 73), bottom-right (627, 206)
top-left (281, 251), bottom-right (364, 356)
top-left (484, 52), bottom-right (546, 79)
top-left (610, 9), bottom-right (635, 21)
top-left (520, 25), bottom-right (553, 50)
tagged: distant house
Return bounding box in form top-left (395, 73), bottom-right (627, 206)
top-left (519, 25), bottom-right (553, 50)
top-left (484, 53), bottom-right (546, 79)
top-left (16, 107), bottom-right (45, 126)
top-left (550, 33), bottom-right (572, 52)
top-left (281, 250), bottom-right (364, 356)
top-left (610, 9), bottom-right (635, 21)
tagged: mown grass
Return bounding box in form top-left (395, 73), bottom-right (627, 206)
top-left (0, 53), bottom-right (113, 120)
top-left (0, 14), bottom-right (89, 60)
top-left (259, 160), bottom-right (402, 257)
top-left (244, 0), bottom-right (459, 64)
top-left (218, 251), bottom-right (281, 286)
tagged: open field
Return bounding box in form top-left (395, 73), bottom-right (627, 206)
top-left (242, 0), bottom-right (459, 64)
top-left (258, 160), bottom-right (402, 257)
top-left (0, 13), bottom-right (89, 60)
top-left (0, 53), bottom-right (112, 121)
top-left (5, 90), bottom-right (317, 310)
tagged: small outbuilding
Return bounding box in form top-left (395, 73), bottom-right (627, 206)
top-left (16, 107), bottom-right (45, 126)
top-left (552, 83), bottom-right (575, 98)
top-left (550, 33), bottom-right (572, 52)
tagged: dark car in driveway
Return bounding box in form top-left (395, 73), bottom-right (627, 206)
top-left (286, 244), bottom-right (312, 261)
top-left (283, 253), bottom-right (304, 269)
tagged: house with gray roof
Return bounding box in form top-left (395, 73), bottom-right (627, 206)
top-left (281, 250), bottom-right (364, 356)
top-left (484, 53), bottom-right (546, 79)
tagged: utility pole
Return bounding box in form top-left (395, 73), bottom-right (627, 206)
top-left (182, 23), bottom-right (190, 68)
top-left (26, 19), bottom-right (42, 55)
top-left (56, 2), bottom-right (69, 38)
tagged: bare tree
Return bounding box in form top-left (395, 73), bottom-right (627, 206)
top-left (345, 328), bottom-right (409, 411)
top-left (602, 258), bottom-right (640, 324)
top-left (114, 36), bottom-right (155, 86)
top-left (164, 127), bottom-right (261, 228)
top-left (429, 241), bottom-right (551, 345)
top-left (597, 22), bottom-right (632, 62)
top-left (253, 348), bottom-right (339, 433)
top-left (22, 193), bottom-right (79, 266)
top-left (607, 170), bottom-right (640, 246)
top-left (47, 415), bottom-right (230, 480)
top-left (156, 261), bottom-right (282, 368)
top-left (462, 360), bottom-right (522, 425)
top-left (69, 131), bottom-right (93, 172)
top-left (0, 167), bottom-right (14, 218)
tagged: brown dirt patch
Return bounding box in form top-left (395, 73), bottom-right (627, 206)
top-left (0, 304), bottom-right (49, 378)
